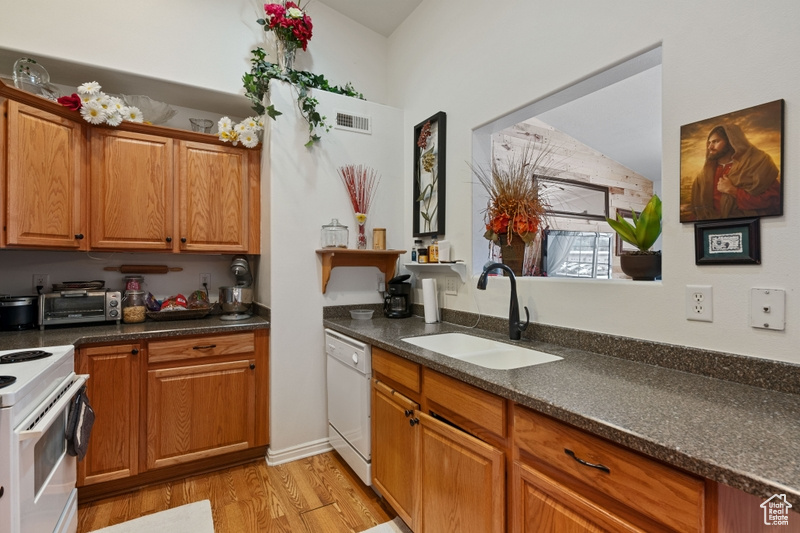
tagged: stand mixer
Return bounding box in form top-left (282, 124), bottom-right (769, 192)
top-left (219, 256), bottom-right (254, 321)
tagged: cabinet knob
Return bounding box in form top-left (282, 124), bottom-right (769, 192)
top-left (74, 233), bottom-right (84, 240)
top-left (409, 418), bottom-right (419, 427)
top-left (404, 409), bottom-right (413, 418)
top-left (131, 348), bottom-right (139, 355)
top-left (181, 237), bottom-right (187, 243)
top-left (0, 486), bottom-right (4, 498)
top-left (250, 363), bottom-right (256, 370)
top-left (165, 237), bottom-right (172, 243)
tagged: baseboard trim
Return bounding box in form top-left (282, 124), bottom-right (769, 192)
top-left (267, 438), bottom-right (332, 466)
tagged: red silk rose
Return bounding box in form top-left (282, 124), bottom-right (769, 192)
top-left (57, 93), bottom-right (82, 111)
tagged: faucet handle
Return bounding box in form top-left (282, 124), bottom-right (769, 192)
top-left (519, 306), bottom-right (530, 332)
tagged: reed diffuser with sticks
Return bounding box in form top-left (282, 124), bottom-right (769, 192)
top-left (337, 164), bottom-right (380, 249)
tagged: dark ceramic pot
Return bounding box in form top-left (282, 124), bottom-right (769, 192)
top-left (620, 253), bottom-right (662, 280)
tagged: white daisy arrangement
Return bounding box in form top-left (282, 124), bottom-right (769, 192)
top-left (57, 81), bottom-right (144, 126)
top-left (217, 116), bottom-right (264, 148)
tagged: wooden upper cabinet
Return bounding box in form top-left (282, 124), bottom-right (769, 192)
top-left (176, 141), bottom-right (249, 253)
top-left (5, 101), bottom-right (86, 248)
top-left (90, 129), bottom-right (174, 250)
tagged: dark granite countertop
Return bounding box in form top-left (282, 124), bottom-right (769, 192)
top-left (323, 315), bottom-right (800, 506)
top-left (0, 315), bottom-right (269, 350)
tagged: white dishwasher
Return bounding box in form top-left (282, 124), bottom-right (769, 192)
top-left (325, 328), bottom-right (372, 485)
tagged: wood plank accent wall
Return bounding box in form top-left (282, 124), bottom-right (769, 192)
top-left (492, 118), bottom-right (655, 277)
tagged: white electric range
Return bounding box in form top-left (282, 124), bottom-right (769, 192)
top-left (0, 345), bottom-right (86, 533)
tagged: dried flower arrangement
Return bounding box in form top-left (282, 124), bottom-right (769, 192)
top-left (474, 139), bottom-right (558, 245)
top-left (338, 165), bottom-right (381, 249)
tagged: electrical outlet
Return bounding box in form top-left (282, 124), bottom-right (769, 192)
top-left (445, 276), bottom-right (458, 296)
top-left (686, 285), bottom-right (713, 322)
top-left (32, 274), bottom-right (49, 291)
top-left (377, 272), bottom-right (385, 292)
top-left (200, 273), bottom-right (211, 286)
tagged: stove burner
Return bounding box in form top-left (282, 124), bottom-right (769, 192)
top-left (0, 350), bottom-right (53, 364)
top-left (0, 376), bottom-right (17, 388)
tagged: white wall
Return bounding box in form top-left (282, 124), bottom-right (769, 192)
top-left (0, 250), bottom-right (235, 300)
top-left (388, 0), bottom-right (800, 364)
top-left (260, 81), bottom-right (403, 459)
top-left (0, 0), bottom-right (389, 105)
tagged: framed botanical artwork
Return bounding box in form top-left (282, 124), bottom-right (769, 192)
top-left (413, 112), bottom-right (446, 237)
top-left (679, 99), bottom-right (783, 223)
top-left (694, 218), bottom-right (760, 265)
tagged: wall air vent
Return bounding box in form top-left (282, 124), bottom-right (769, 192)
top-left (334, 111), bottom-right (371, 134)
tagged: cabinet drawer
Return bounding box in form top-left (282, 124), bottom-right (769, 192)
top-left (372, 347), bottom-right (420, 395)
top-left (424, 368), bottom-right (506, 440)
top-left (148, 332), bottom-right (255, 363)
top-left (514, 406), bottom-right (705, 532)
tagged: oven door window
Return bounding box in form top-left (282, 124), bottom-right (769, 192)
top-left (44, 295), bottom-right (105, 319)
top-left (34, 409), bottom-right (67, 498)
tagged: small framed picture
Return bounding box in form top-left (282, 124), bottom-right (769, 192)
top-left (694, 218), bottom-right (760, 265)
top-left (613, 209), bottom-right (639, 256)
top-left (413, 111), bottom-right (446, 237)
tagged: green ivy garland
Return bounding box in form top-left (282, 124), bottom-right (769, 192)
top-left (242, 47), bottom-right (365, 147)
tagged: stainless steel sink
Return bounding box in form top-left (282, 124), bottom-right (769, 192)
top-left (401, 333), bottom-right (562, 370)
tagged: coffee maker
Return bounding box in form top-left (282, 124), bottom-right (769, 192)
top-left (384, 274), bottom-right (413, 318)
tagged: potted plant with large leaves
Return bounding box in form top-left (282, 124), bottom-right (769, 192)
top-left (606, 194), bottom-right (662, 280)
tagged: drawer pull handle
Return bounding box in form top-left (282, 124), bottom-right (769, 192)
top-left (564, 449), bottom-right (610, 474)
top-left (193, 344), bottom-right (217, 350)
top-left (409, 418), bottom-right (419, 426)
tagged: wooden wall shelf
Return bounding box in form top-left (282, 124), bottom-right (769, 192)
top-left (316, 249), bottom-right (406, 293)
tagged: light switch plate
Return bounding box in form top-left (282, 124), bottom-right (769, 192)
top-left (750, 288), bottom-right (785, 330)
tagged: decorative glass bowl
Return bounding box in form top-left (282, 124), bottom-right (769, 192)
top-left (121, 94), bottom-right (177, 125)
top-left (12, 58), bottom-right (59, 100)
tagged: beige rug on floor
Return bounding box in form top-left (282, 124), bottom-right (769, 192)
top-left (363, 517), bottom-right (412, 533)
top-left (89, 500), bottom-right (214, 533)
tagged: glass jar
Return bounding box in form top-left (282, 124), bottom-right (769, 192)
top-left (321, 218), bottom-right (349, 248)
top-left (418, 248), bottom-right (429, 263)
top-left (123, 275), bottom-right (144, 291)
top-left (122, 290), bottom-right (147, 323)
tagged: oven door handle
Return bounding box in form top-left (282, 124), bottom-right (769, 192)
top-left (16, 373), bottom-right (89, 442)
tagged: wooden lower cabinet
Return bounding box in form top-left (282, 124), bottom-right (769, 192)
top-left (513, 406), bottom-right (707, 532)
top-left (76, 343), bottom-right (141, 486)
top-left (512, 461), bottom-right (645, 533)
top-left (77, 329), bottom-right (268, 495)
top-left (370, 348), bottom-right (712, 533)
top-left (372, 379), bottom-right (419, 529)
top-left (146, 358), bottom-right (256, 469)
top-left (418, 411), bottom-right (505, 533)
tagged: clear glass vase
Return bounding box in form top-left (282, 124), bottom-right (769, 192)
top-left (356, 221), bottom-right (367, 249)
top-left (275, 38), bottom-right (298, 73)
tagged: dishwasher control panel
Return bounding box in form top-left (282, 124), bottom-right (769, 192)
top-left (325, 328), bottom-right (371, 374)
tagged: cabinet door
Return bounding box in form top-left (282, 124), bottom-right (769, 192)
top-left (176, 141), bottom-right (249, 253)
top-left (5, 101), bottom-right (85, 248)
top-left (418, 411), bottom-right (505, 533)
top-left (146, 359), bottom-right (255, 469)
top-left (77, 343), bottom-right (140, 486)
top-left (372, 379), bottom-right (419, 530)
top-left (90, 129), bottom-right (174, 250)
top-left (513, 461), bottom-right (646, 533)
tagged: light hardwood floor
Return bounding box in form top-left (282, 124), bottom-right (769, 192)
top-left (77, 452), bottom-right (395, 532)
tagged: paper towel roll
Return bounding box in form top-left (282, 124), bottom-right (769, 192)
top-left (422, 278), bottom-right (440, 323)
